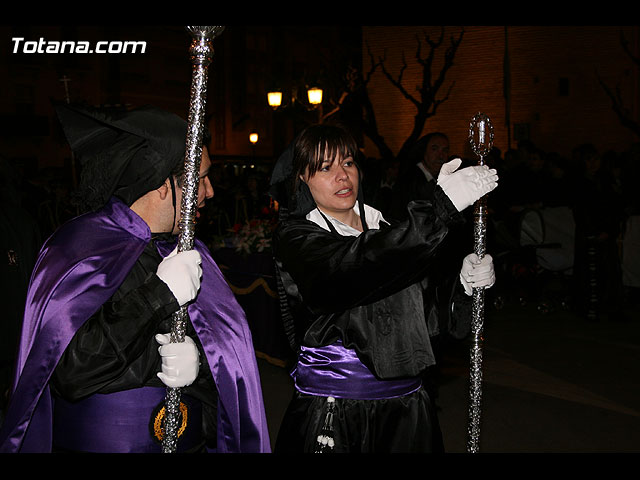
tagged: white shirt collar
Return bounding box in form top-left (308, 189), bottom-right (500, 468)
top-left (416, 161), bottom-right (435, 182)
top-left (306, 202), bottom-right (386, 237)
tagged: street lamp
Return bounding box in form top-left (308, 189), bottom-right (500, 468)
top-left (267, 86), bottom-right (323, 110)
top-left (307, 86), bottom-right (323, 106)
top-left (267, 91), bottom-right (283, 109)
top-left (249, 131), bottom-right (258, 167)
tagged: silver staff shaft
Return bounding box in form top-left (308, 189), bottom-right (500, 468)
top-left (466, 113), bottom-right (494, 453)
top-left (162, 25), bottom-right (224, 454)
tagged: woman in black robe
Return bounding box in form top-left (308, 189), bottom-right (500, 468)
top-left (270, 125), bottom-right (498, 453)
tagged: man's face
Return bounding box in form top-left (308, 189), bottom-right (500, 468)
top-left (423, 135), bottom-right (449, 176)
top-left (172, 147), bottom-right (214, 234)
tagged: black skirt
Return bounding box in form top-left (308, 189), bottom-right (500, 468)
top-left (274, 387), bottom-right (444, 453)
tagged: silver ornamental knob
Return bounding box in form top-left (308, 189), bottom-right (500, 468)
top-left (469, 112), bottom-right (494, 161)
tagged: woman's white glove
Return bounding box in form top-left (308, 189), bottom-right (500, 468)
top-left (156, 334), bottom-right (200, 388)
top-left (156, 247), bottom-right (202, 306)
top-left (437, 158), bottom-right (498, 212)
top-left (459, 253), bottom-right (496, 296)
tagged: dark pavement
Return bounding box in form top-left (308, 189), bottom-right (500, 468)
top-left (257, 298), bottom-right (640, 453)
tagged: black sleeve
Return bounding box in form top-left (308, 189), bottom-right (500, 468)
top-left (443, 274), bottom-right (473, 340)
top-left (274, 185), bottom-right (463, 316)
top-left (51, 268), bottom-right (179, 401)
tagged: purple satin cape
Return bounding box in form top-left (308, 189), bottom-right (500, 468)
top-left (0, 198), bottom-right (270, 453)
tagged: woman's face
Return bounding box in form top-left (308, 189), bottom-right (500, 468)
top-left (302, 154), bottom-right (359, 218)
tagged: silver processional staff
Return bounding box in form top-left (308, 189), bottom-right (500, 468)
top-left (162, 25), bottom-right (225, 454)
top-left (466, 112), bottom-right (494, 453)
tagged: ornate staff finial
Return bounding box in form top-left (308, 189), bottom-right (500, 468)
top-left (186, 25), bottom-right (225, 36)
top-left (161, 25), bottom-right (224, 454)
top-left (469, 112), bottom-right (495, 162)
top-left (466, 112), bottom-right (494, 453)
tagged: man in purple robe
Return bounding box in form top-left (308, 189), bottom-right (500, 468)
top-left (0, 104), bottom-right (270, 453)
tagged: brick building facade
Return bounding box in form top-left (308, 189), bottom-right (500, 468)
top-left (362, 26), bottom-right (639, 161)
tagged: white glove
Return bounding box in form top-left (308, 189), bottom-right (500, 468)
top-left (437, 158), bottom-right (498, 212)
top-left (459, 253), bottom-right (496, 296)
top-left (156, 247), bottom-right (202, 306)
top-left (156, 333), bottom-right (200, 388)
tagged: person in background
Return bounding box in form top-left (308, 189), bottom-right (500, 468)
top-left (390, 132), bottom-right (471, 401)
top-left (390, 132), bottom-right (451, 222)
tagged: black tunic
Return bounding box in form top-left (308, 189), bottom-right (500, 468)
top-left (273, 186), bottom-right (466, 453)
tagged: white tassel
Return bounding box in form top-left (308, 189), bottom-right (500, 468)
top-left (314, 396), bottom-right (336, 453)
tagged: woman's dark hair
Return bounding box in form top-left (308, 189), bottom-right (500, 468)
top-left (291, 124), bottom-right (359, 193)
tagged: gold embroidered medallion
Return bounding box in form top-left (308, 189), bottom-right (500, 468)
top-left (152, 401), bottom-right (189, 442)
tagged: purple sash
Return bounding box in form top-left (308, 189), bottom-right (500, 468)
top-left (52, 387), bottom-right (202, 453)
top-left (293, 341), bottom-right (421, 400)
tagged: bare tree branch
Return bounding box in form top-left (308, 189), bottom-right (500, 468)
top-left (598, 72), bottom-right (640, 138)
top-left (597, 29), bottom-right (640, 139)
top-left (620, 30), bottom-right (640, 68)
top-left (316, 27), bottom-right (465, 165)
top-left (391, 27), bottom-right (465, 166)
top-left (379, 52), bottom-right (420, 109)
top-left (319, 45), bottom-right (395, 161)
top-left (320, 90), bottom-right (349, 121)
